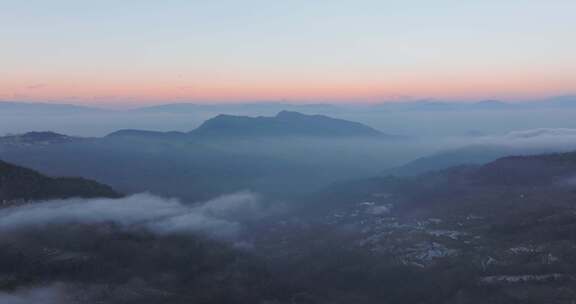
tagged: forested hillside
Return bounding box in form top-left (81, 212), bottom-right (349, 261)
top-left (0, 160), bottom-right (121, 205)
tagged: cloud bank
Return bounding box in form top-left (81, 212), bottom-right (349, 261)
top-left (473, 128), bottom-right (576, 150)
top-left (0, 192), bottom-right (270, 240)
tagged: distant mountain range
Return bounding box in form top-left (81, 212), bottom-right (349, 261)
top-left (134, 102), bottom-right (342, 114)
top-left (0, 101), bottom-right (107, 114)
top-left (2, 95), bottom-right (576, 115)
top-left (109, 111), bottom-right (392, 139)
top-left (0, 131), bottom-right (82, 147)
top-left (0, 112), bottom-right (398, 201)
top-left (106, 129), bottom-right (186, 139)
top-left (2, 111), bottom-right (386, 140)
top-left (382, 145), bottom-right (509, 176)
top-left (316, 149), bottom-right (576, 211)
top-left (370, 96), bottom-right (576, 112)
top-left (130, 95), bottom-right (576, 113)
top-left (384, 127), bottom-right (576, 177)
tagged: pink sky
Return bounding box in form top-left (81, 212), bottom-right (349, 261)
top-left (2, 1), bottom-right (575, 106)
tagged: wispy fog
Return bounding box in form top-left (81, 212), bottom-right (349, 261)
top-left (0, 192), bottom-right (274, 240)
top-left (469, 128), bottom-right (576, 150)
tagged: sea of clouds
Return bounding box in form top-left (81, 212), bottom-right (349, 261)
top-left (0, 191), bottom-right (274, 240)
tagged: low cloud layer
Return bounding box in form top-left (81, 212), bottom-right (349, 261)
top-left (0, 192), bottom-right (270, 240)
top-left (473, 128), bottom-right (576, 150)
top-left (503, 128), bottom-right (576, 140)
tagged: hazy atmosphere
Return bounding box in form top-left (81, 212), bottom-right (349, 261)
top-left (1, 1), bottom-right (576, 303)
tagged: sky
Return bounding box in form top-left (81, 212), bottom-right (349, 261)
top-left (1, 0), bottom-right (575, 106)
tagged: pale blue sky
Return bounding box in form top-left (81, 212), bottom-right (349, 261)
top-left (2, 0), bottom-right (575, 104)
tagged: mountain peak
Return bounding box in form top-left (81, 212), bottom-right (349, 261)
top-left (275, 110), bottom-right (309, 119)
top-left (0, 131), bottom-right (77, 146)
top-left (190, 111), bottom-right (388, 138)
top-left (106, 129), bottom-right (185, 138)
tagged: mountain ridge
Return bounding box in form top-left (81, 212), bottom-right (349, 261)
top-left (189, 110), bottom-right (389, 138)
top-left (0, 159), bottom-right (121, 204)
top-left (103, 110), bottom-right (394, 139)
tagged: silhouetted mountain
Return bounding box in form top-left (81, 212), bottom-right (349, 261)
top-left (190, 111), bottom-right (387, 138)
top-left (0, 160), bottom-right (121, 204)
top-left (472, 99), bottom-right (513, 109)
top-left (0, 112), bottom-right (400, 201)
top-left (312, 149), bottom-right (576, 221)
top-left (383, 142), bottom-right (576, 177)
top-left (106, 129), bottom-right (185, 138)
top-left (473, 151), bottom-right (576, 186)
top-left (372, 99), bottom-right (516, 112)
top-left (372, 100), bottom-right (461, 112)
top-left (0, 131), bottom-right (81, 147)
top-left (371, 96), bottom-right (576, 112)
top-left (103, 111), bottom-right (394, 140)
top-left (382, 145), bottom-right (513, 176)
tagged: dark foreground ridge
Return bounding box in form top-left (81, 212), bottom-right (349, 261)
top-left (3, 138), bottom-right (576, 303)
top-left (0, 159), bottom-right (121, 204)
